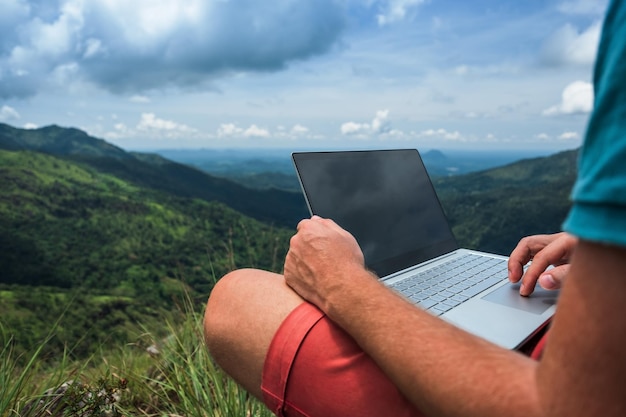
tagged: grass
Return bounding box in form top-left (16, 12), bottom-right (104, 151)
top-left (0, 296), bottom-right (273, 417)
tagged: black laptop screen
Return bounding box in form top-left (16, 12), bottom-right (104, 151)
top-left (292, 149), bottom-right (458, 278)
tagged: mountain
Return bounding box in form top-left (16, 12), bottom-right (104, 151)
top-left (0, 123), bottom-right (130, 159)
top-left (0, 148), bottom-right (294, 358)
top-left (433, 149), bottom-right (578, 254)
top-left (422, 149), bottom-right (447, 163)
top-left (0, 123), bottom-right (308, 229)
top-left (0, 148), bottom-right (292, 291)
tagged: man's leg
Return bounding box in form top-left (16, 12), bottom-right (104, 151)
top-left (204, 268), bottom-right (424, 417)
top-left (203, 268), bottom-right (304, 399)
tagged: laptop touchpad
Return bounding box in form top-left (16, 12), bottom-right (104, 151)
top-left (482, 283), bottom-right (558, 315)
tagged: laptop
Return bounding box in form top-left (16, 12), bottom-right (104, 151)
top-left (291, 149), bottom-right (558, 349)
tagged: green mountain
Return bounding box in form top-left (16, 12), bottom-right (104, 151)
top-left (0, 123), bottom-right (130, 159)
top-left (433, 149), bottom-right (578, 254)
top-left (0, 149), bottom-right (290, 290)
top-left (0, 148), bottom-right (293, 358)
top-left (0, 123), bottom-right (308, 229)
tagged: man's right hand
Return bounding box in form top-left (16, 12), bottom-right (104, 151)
top-left (283, 215), bottom-right (368, 313)
top-left (508, 232), bottom-right (578, 296)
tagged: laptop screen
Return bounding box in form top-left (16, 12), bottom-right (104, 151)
top-left (292, 149), bottom-right (459, 278)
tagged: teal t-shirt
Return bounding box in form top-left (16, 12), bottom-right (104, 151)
top-left (562, 0), bottom-right (626, 248)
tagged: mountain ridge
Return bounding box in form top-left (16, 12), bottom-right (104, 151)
top-left (0, 123), bottom-right (308, 228)
top-left (0, 123), bottom-right (130, 159)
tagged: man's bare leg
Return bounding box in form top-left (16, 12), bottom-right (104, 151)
top-left (203, 268), bottom-right (304, 399)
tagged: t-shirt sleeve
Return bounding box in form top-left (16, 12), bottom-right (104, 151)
top-left (562, 0), bottom-right (626, 248)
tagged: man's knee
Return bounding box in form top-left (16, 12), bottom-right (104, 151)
top-left (203, 269), bottom-right (247, 358)
top-left (203, 268), bottom-right (304, 398)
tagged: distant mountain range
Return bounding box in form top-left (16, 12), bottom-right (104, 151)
top-left (157, 147), bottom-right (556, 192)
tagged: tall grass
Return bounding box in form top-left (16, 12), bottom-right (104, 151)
top-left (133, 295), bottom-right (273, 417)
top-left (0, 315), bottom-right (75, 417)
top-left (0, 297), bottom-right (273, 417)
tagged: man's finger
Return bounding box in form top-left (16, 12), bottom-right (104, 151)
top-left (508, 235), bottom-right (554, 283)
top-left (538, 264), bottom-right (570, 290)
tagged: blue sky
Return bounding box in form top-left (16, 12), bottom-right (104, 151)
top-left (0, 0), bottom-right (608, 151)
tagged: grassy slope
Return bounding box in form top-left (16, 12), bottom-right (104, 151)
top-left (1, 297), bottom-right (273, 417)
top-left (0, 149), bottom-right (292, 359)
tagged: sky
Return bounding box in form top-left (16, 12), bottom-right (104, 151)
top-left (0, 0), bottom-right (609, 151)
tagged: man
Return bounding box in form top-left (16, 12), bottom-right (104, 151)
top-left (204, 1), bottom-right (626, 415)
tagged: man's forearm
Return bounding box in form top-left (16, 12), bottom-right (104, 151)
top-left (325, 267), bottom-right (541, 417)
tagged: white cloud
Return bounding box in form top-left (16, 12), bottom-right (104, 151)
top-left (217, 123), bottom-right (244, 137)
top-left (543, 80), bottom-right (593, 116)
top-left (0, 105), bottom-right (20, 121)
top-left (0, 0), bottom-right (346, 98)
top-left (557, 0), bottom-right (609, 16)
top-left (341, 109), bottom-right (392, 136)
top-left (114, 123), bottom-right (128, 131)
top-left (130, 95), bottom-right (151, 103)
top-left (291, 124), bottom-right (309, 134)
top-left (217, 123), bottom-right (270, 138)
top-left (371, 109), bottom-right (391, 133)
top-left (541, 21), bottom-right (602, 67)
top-left (535, 133), bottom-right (551, 140)
top-left (558, 131), bottom-right (579, 140)
top-left (452, 63), bottom-right (520, 77)
top-left (419, 128), bottom-right (464, 141)
top-left (23, 122), bottom-right (38, 129)
top-left (341, 121), bottom-right (367, 135)
top-left (103, 123), bottom-right (129, 140)
top-left (83, 38), bottom-right (105, 59)
top-left (137, 112), bottom-right (195, 133)
top-left (454, 65), bottom-right (469, 75)
top-left (244, 124), bottom-right (270, 138)
top-left (377, 0), bottom-right (427, 26)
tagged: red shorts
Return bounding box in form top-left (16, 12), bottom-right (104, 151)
top-left (261, 302), bottom-right (548, 417)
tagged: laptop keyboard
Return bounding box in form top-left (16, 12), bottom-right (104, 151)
top-left (389, 253), bottom-right (509, 316)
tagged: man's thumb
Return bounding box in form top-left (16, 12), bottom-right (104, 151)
top-left (538, 265), bottom-right (569, 290)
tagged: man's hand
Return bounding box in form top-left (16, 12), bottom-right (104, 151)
top-left (283, 216), bottom-right (369, 311)
top-left (508, 232), bottom-right (577, 296)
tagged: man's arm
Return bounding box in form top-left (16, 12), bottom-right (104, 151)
top-left (284, 217), bottom-right (626, 417)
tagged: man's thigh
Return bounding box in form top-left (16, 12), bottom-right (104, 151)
top-left (262, 302), bottom-right (424, 417)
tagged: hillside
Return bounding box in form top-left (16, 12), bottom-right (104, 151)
top-left (0, 148), bottom-right (293, 358)
top-left (0, 123), bottom-right (308, 229)
top-left (434, 149), bottom-right (578, 254)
